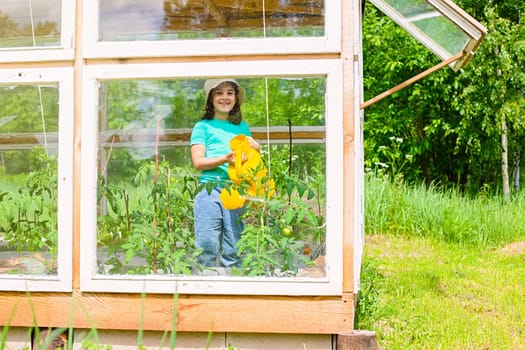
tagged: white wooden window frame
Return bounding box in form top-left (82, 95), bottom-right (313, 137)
top-left (82, 1), bottom-right (341, 58)
top-left (0, 1), bottom-right (76, 63)
top-left (352, 0), bottom-right (366, 295)
top-left (80, 59), bottom-right (344, 295)
top-left (0, 67), bottom-right (74, 292)
top-left (368, 0), bottom-right (487, 70)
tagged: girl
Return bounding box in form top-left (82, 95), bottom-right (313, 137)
top-left (190, 78), bottom-right (260, 269)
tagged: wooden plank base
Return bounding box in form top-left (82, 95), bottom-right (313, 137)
top-left (0, 292), bottom-right (354, 334)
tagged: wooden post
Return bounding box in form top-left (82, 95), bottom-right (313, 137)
top-left (337, 331), bottom-right (382, 350)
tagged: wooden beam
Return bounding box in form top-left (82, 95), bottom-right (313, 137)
top-left (360, 52), bottom-right (464, 109)
top-left (97, 127), bottom-right (326, 145)
top-left (162, 0), bottom-right (323, 31)
top-left (0, 292), bottom-right (354, 334)
top-left (341, 0), bottom-right (357, 295)
top-left (72, 0), bottom-right (84, 291)
top-left (163, 16), bottom-right (324, 31)
top-left (213, 0), bottom-right (324, 15)
top-left (0, 132), bottom-right (58, 149)
top-left (0, 128), bottom-right (325, 149)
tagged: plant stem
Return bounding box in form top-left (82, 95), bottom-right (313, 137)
top-left (152, 115), bottom-right (161, 273)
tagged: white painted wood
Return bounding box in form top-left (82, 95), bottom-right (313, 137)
top-left (2, 327), bottom-right (30, 350)
top-left (228, 333), bottom-right (332, 350)
top-left (0, 49), bottom-right (75, 63)
top-left (82, 0), bottom-right (341, 58)
top-left (71, 330), bottom-right (332, 350)
top-left (368, 0), bottom-right (486, 70)
top-left (352, 0), bottom-right (366, 294)
top-left (0, 67), bottom-right (74, 292)
top-left (60, 0), bottom-right (77, 49)
top-left (80, 59), bottom-right (344, 295)
top-left (0, 0), bottom-right (76, 63)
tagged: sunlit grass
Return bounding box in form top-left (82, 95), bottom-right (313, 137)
top-left (358, 174), bottom-right (525, 349)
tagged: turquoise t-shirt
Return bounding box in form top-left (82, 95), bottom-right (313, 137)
top-left (190, 118), bottom-right (252, 183)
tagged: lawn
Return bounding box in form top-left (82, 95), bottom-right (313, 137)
top-left (361, 234), bottom-right (525, 349)
top-left (357, 174), bottom-right (525, 349)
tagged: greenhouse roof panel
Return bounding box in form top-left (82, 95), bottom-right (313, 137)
top-left (368, 0), bottom-right (487, 70)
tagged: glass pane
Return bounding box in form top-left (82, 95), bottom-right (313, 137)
top-left (99, 0), bottom-right (324, 41)
top-left (244, 78), bottom-right (326, 128)
top-left (369, 0), bottom-right (487, 70)
top-left (0, 84), bottom-right (59, 275)
top-left (0, 0), bottom-right (61, 48)
top-left (382, 0), bottom-right (469, 55)
top-left (96, 77), bottom-right (326, 278)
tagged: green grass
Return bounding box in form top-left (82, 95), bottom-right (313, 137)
top-left (365, 174), bottom-right (525, 246)
top-left (357, 174), bottom-right (525, 349)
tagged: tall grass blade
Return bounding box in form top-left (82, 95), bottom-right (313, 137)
top-left (169, 289), bottom-right (178, 350)
top-left (24, 290), bottom-right (42, 350)
top-left (68, 293), bottom-right (75, 350)
top-left (0, 300), bottom-right (19, 349)
top-left (137, 290), bottom-right (146, 349)
top-left (76, 294), bottom-right (102, 346)
top-left (205, 330), bottom-right (214, 350)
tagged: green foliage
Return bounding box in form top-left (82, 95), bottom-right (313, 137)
top-left (240, 77), bottom-right (326, 127)
top-left (0, 11), bottom-right (59, 48)
top-left (363, 0), bottom-right (525, 191)
top-left (81, 340), bottom-right (112, 350)
top-left (451, 5), bottom-right (525, 190)
top-left (0, 84), bottom-right (59, 133)
top-left (0, 147), bottom-right (58, 264)
top-left (354, 256), bottom-right (383, 331)
top-left (100, 76), bottom-right (326, 133)
top-left (97, 163), bottom-right (201, 275)
top-left (102, 79), bottom-right (202, 130)
top-left (364, 173), bottom-right (525, 247)
top-left (95, 151), bottom-right (325, 276)
top-left (1, 147), bottom-right (324, 278)
top-left (236, 173), bottom-right (324, 276)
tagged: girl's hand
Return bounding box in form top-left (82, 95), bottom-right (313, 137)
top-left (247, 136), bottom-right (260, 152)
top-left (227, 151), bottom-right (250, 165)
top-left (225, 151), bottom-right (236, 165)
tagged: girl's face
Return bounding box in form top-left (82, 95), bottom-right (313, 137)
top-left (211, 82), bottom-right (237, 119)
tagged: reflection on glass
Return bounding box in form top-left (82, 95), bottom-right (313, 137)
top-left (0, 0), bottom-right (61, 48)
top-left (99, 0), bottom-right (324, 41)
top-left (0, 84), bottom-right (59, 275)
top-left (386, 0), bottom-right (469, 55)
top-left (382, 0), bottom-right (469, 56)
top-left (413, 14), bottom-right (468, 55)
top-left (244, 77), bottom-right (326, 128)
top-left (96, 77), bottom-right (326, 278)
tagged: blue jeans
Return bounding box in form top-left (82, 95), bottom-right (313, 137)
top-left (194, 187), bottom-right (245, 268)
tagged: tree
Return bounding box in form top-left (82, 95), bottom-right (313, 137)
top-left (362, 0), bottom-right (525, 193)
top-left (453, 4), bottom-right (525, 195)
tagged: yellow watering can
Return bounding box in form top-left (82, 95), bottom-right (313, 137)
top-left (220, 135), bottom-right (274, 210)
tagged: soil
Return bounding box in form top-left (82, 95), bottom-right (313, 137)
top-left (497, 241), bottom-right (525, 256)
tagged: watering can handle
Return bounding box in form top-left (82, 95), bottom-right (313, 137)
top-left (229, 134), bottom-right (249, 177)
top-left (235, 149), bottom-right (243, 174)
